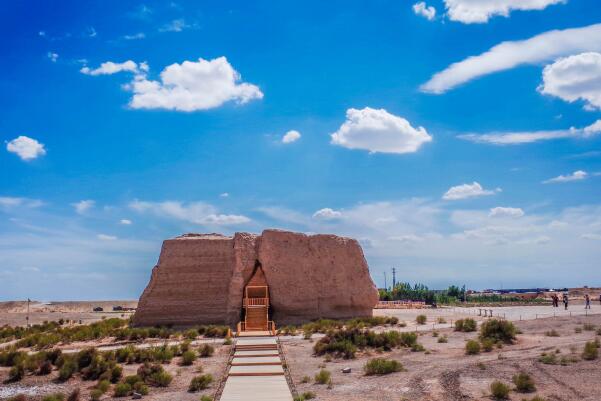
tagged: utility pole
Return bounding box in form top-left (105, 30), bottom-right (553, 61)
top-left (26, 298), bottom-right (30, 327)
top-left (392, 267), bottom-right (396, 289)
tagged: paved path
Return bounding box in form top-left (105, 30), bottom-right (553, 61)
top-left (220, 333), bottom-right (293, 401)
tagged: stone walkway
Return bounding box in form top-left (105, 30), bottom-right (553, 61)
top-left (220, 333), bottom-right (293, 401)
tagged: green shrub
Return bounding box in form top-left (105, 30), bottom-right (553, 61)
top-left (437, 335), bottom-right (448, 343)
top-left (97, 379), bottom-right (111, 393)
top-left (416, 315), bottom-right (427, 325)
top-left (538, 352), bottom-right (557, 365)
top-left (301, 375), bottom-right (311, 383)
top-left (90, 389), bottom-right (103, 401)
top-left (479, 319), bottom-right (516, 344)
top-left (202, 325), bottom-right (230, 338)
top-left (278, 325), bottom-right (298, 336)
top-left (411, 343), bottom-right (425, 352)
top-left (223, 337), bottom-right (233, 345)
top-left (180, 340), bottom-right (192, 353)
top-left (512, 372), bottom-right (535, 392)
top-left (133, 381), bottom-right (149, 395)
top-left (110, 365), bottom-right (123, 383)
top-left (574, 327), bottom-right (582, 333)
top-left (181, 350), bottom-right (196, 365)
top-left (481, 338), bottom-right (494, 352)
top-left (545, 330), bottom-right (559, 337)
top-left (314, 369), bottom-right (331, 384)
top-left (42, 394), bottom-right (65, 401)
top-left (200, 396), bottom-right (213, 401)
top-left (583, 323), bottom-right (596, 331)
top-left (490, 380), bottom-right (510, 399)
top-left (113, 382), bottom-right (132, 397)
top-left (152, 345), bottom-right (174, 363)
top-left (198, 344), bottom-right (214, 357)
top-left (313, 328), bottom-right (417, 359)
top-left (76, 348), bottom-right (98, 370)
top-left (8, 363), bottom-right (25, 382)
top-left (363, 358), bottom-right (403, 375)
top-left (38, 360), bottom-right (53, 375)
top-left (188, 374), bottom-right (213, 391)
top-left (58, 357), bottom-right (76, 381)
top-left (0, 349), bottom-right (26, 367)
top-left (582, 340), bottom-right (599, 360)
top-left (294, 392), bottom-right (316, 401)
top-left (124, 374), bottom-right (142, 386)
top-left (454, 318), bottom-right (477, 332)
top-left (465, 340), bottom-right (481, 355)
top-left (184, 329), bottom-right (199, 339)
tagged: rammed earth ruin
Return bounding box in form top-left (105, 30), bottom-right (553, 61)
top-left (133, 229), bottom-right (379, 328)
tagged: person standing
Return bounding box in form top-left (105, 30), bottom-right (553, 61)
top-left (585, 294), bottom-right (591, 309)
top-left (562, 293), bottom-right (569, 310)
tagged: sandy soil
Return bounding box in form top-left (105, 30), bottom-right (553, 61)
top-left (0, 301), bottom-right (138, 327)
top-left (283, 313), bottom-right (601, 401)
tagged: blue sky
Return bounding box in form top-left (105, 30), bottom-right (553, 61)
top-left (2, 0), bottom-right (601, 300)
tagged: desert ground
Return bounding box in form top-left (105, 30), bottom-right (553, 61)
top-left (1, 302), bottom-right (600, 400)
top-left (0, 302), bottom-right (138, 328)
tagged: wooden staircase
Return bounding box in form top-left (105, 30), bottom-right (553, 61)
top-left (238, 265), bottom-right (275, 334)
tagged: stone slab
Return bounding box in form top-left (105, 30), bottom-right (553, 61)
top-left (231, 356), bottom-right (282, 365)
top-left (234, 350), bottom-right (279, 357)
top-left (229, 364), bottom-right (285, 375)
top-left (220, 375), bottom-right (293, 401)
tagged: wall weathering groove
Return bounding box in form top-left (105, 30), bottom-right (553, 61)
top-left (133, 229), bottom-right (379, 327)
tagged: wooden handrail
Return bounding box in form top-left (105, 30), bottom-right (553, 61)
top-left (243, 297), bottom-right (269, 307)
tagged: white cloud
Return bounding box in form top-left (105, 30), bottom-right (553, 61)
top-left (128, 57), bottom-right (263, 111)
top-left (123, 32), bottom-right (145, 40)
top-left (119, 219), bottom-right (132, 225)
top-left (421, 23), bottom-right (601, 94)
top-left (389, 234), bottom-right (425, 243)
top-left (0, 197), bottom-right (43, 209)
top-left (72, 200), bottom-right (95, 214)
top-left (80, 60), bottom-right (141, 76)
top-left (97, 234), bottom-right (117, 241)
top-left (312, 208), bottom-right (343, 220)
top-left (443, 182), bottom-right (500, 200)
top-left (459, 119), bottom-right (601, 145)
top-left (129, 199), bottom-right (250, 225)
top-left (330, 107), bottom-right (432, 154)
top-left (538, 52), bottom-right (601, 111)
top-left (47, 52), bottom-right (58, 62)
top-left (220, 192), bottom-right (230, 198)
top-left (413, 2), bottom-right (436, 20)
top-left (581, 233), bottom-right (601, 240)
top-left (202, 214), bottom-right (250, 225)
top-left (489, 207), bottom-right (524, 218)
top-left (159, 19), bottom-right (195, 32)
top-left (543, 170), bottom-right (587, 184)
top-left (6, 136), bottom-right (46, 161)
top-left (444, 0), bottom-right (565, 24)
top-left (282, 130), bottom-right (301, 144)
